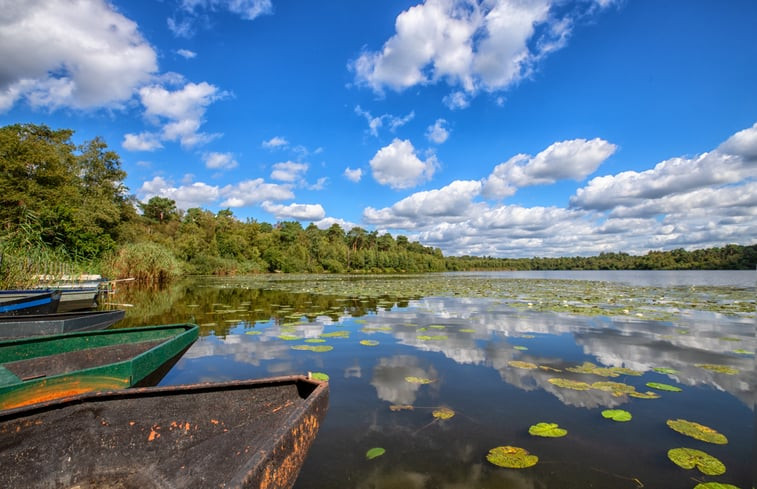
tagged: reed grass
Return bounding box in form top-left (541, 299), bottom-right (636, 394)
top-left (104, 242), bottom-right (183, 285)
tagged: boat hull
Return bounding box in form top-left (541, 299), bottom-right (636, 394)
top-left (0, 290), bottom-right (62, 316)
top-left (0, 324), bottom-right (198, 410)
top-left (0, 309), bottom-right (125, 340)
top-left (0, 376), bottom-right (329, 489)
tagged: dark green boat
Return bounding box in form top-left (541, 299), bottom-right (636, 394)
top-left (0, 324), bottom-right (198, 410)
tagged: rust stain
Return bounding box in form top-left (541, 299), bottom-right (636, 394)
top-left (210, 419), bottom-right (219, 425)
top-left (148, 425), bottom-right (161, 441)
top-left (259, 414), bottom-right (321, 489)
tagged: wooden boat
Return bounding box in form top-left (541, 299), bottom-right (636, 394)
top-left (2, 286), bottom-right (102, 313)
top-left (0, 323), bottom-right (198, 410)
top-left (0, 309), bottom-right (126, 340)
top-left (0, 290), bottom-right (62, 316)
top-left (0, 375), bottom-right (329, 489)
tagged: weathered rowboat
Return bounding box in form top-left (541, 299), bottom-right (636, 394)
top-left (0, 375), bottom-right (329, 489)
top-left (0, 323), bottom-right (198, 410)
top-left (1, 287), bottom-right (101, 313)
top-left (0, 309), bottom-right (126, 340)
top-left (0, 290), bottom-right (62, 316)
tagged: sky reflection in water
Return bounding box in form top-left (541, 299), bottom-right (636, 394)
top-left (118, 274), bottom-right (754, 489)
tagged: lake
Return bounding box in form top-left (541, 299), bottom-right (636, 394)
top-left (109, 271), bottom-right (755, 489)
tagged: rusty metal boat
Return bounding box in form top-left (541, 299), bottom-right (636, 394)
top-left (0, 375), bottom-right (329, 489)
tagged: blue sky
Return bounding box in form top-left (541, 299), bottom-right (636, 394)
top-left (1, 0), bottom-right (756, 257)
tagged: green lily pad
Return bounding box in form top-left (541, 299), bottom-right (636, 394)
top-left (508, 360), bottom-right (538, 370)
top-left (320, 331), bottom-right (349, 338)
top-left (666, 419), bottom-right (728, 444)
top-left (278, 334), bottom-right (300, 341)
top-left (305, 338), bottom-right (326, 343)
top-left (310, 372), bottom-right (330, 381)
top-left (652, 367), bottom-right (678, 374)
top-left (432, 407), bottom-right (455, 420)
top-left (566, 362), bottom-right (619, 377)
top-left (360, 340), bottom-right (379, 346)
top-left (732, 349), bottom-right (753, 355)
top-left (486, 446), bottom-right (538, 468)
top-left (405, 376), bottom-right (434, 384)
top-left (548, 378), bottom-right (592, 390)
top-left (513, 345), bottom-right (528, 351)
top-left (693, 483), bottom-right (742, 489)
top-left (667, 447), bottom-right (726, 475)
top-left (291, 345), bottom-right (333, 352)
top-left (601, 409), bottom-right (632, 422)
top-left (528, 422), bottom-right (567, 438)
top-left (366, 447), bottom-right (385, 460)
top-left (459, 328), bottom-right (476, 333)
top-left (244, 330), bottom-right (262, 335)
top-left (591, 381), bottom-right (637, 396)
top-left (695, 364), bottom-right (739, 375)
top-left (646, 382), bottom-right (682, 392)
top-left (628, 390), bottom-right (661, 399)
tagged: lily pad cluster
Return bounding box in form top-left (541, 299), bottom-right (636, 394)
top-left (695, 364), bottom-right (739, 375)
top-left (566, 362), bottom-right (642, 378)
top-left (548, 377), bottom-right (660, 399)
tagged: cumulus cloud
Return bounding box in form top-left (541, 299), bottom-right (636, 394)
top-left (262, 136), bottom-right (289, 149)
top-left (344, 167), bottom-right (363, 182)
top-left (140, 176), bottom-right (220, 210)
top-left (261, 202), bottom-right (326, 221)
top-left (0, 0), bottom-right (157, 112)
top-left (270, 161), bottom-right (308, 182)
top-left (122, 132), bottom-right (163, 152)
top-left (370, 139), bottom-right (438, 189)
top-left (355, 106), bottom-right (415, 137)
top-left (352, 0), bottom-right (607, 101)
top-left (364, 180), bottom-right (482, 228)
top-left (426, 119), bottom-right (450, 143)
top-left (138, 81), bottom-right (227, 148)
top-left (177, 49), bottom-right (197, 59)
top-left (168, 0), bottom-right (273, 38)
top-left (483, 138), bottom-right (617, 199)
top-left (219, 179), bottom-right (294, 207)
top-left (203, 152), bottom-right (238, 170)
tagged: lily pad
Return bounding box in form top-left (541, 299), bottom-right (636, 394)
top-left (652, 367), bottom-right (679, 374)
top-left (310, 372), bottom-right (330, 381)
top-left (508, 360), bottom-right (538, 370)
top-left (459, 328), bottom-right (476, 333)
top-left (732, 349), bottom-right (753, 355)
top-left (528, 422), bottom-right (567, 438)
top-left (695, 364), bottom-right (739, 375)
top-left (693, 483), bottom-right (741, 489)
top-left (405, 376), bottom-right (434, 384)
top-left (360, 340), bottom-right (379, 346)
top-left (244, 331), bottom-right (262, 335)
top-left (432, 407), bottom-right (455, 420)
top-left (646, 382), bottom-right (682, 392)
top-left (667, 447), bottom-right (726, 475)
top-left (628, 390), bottom-right (661, 399)
top-left (591, 381), bottom-right (637, 396)
top-left (601, 409), bottom-right (632, 422)
top-left (320, 331), bottom-right (349, 338)
top-left (666, 419), bottom-right (728, 444)
top-left (513, 345), bottom-right (528, 351)
top-left (291, 345), bottom-right (333, 352)
top-left (366, 447), bottom-right (385, 460)
top-left (567, 362), bottom-right (619, 377)
top-left (305, 338), bottom-right (326, 343)
top-left (278, 334), bottom-right (300, 341)
top-left (548, 378), bottom-right (592, 390)
top-left (389, 404), bottom-right (413, 411)
top-left (486, 446), bottom-right (538, 469)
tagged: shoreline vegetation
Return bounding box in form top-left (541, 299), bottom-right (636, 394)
top-left (1, 123), bottom-right (755, 288)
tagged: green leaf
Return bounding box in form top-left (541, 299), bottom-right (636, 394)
top-left (666, 419), bottom-right (728, 444)
top-left (513, 345), bottom-right (528, 351)
top-left (278, 334), bottom-right (299, 341)
top-left (528, 422), bottom-right (567, 438)
top-left (305, 338), bottom-right (326, 343)
top-left (508, 360), bottom-right (538, 370)
top-left (652, 367), bottom-right (678, 374)
top-left (695, 363), bottom-right (739, 375)
top-left (360, 340), bottom-right (379, 346)
top-left (667, 447), bottom-right (726, 475)
top-left (366, 447), bottom-right (385, 460)
top-left (548, 378), bottom-right (592, 390)
top-left (291, 345), bottom-right (333, 352)
top-left (601, 409), bottom-right (632, 422)
top-left (244, 330), bottom-right (262, 335)
top-left (404, 376), bottom-right (434, 384)
top-left (646, 382), bottom-right (682, 392)
top-left (693, 483), bottom-right (742, 489)
top-left (310, 372), bottom-right (330, 381)
top-left (486, 446), bottom-right (538, 469)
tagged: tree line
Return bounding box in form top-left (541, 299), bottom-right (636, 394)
top-left (1, 123), bottom-right (754, 285)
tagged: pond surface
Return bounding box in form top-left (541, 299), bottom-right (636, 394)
top-left (108, 271), bottom-right (754, 489)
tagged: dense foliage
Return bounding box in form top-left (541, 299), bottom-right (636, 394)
top-left (1, 123), bottom-right (754, 285)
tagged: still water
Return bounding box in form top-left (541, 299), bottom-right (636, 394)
top-left (110, 271), bottom-right (754, 489)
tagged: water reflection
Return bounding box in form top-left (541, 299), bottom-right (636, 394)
top-left (108, 275), bottom-right (753, 489)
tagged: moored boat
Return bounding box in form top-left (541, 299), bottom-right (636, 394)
top-left (0, 309), bottom-right (126, 340)
top-left (0, 375), bottom-right (329, 489)
top-left (0, 290), bottom-right (62, 316)
top-left (0, 323), bottom-right (198, 410)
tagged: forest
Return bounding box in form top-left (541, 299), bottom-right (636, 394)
top-left (1, 123), bottom-right (755, 286)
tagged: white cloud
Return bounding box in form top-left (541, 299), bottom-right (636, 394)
top-left (203, 152), bottom-right (238, 170)
top-left (344, 167), bottom-right (363, 182)
top-left (219, 179), bottom-right (294, 207)
top-left (262, 136), bottom-right (289, 149)
top-left (718, 122), bottom-right (757, 161)
top-left (270, 161), bottom-right (308, 182)
top-left (0, 0), bottom-right (157, 112)
top-left (177, 49), bottom-right (197, 59)
top-left (169, 0), bottom-right (273, 38)
top-left (369, 139), bottom-right (438, 189)
top-left (261, 202), bottom-right (326, 221)
top-left (352, 0), bottom-right (609, 103)
top-left (443, 91), bottom-right (470, 110)
top-left (122, 132), bottom-right (163, 152)
top-left (355, 106), bottom-right (415, 137)
top-left (138, 81), bottom-right (227, 148)
top-left (483, 138), bottom-right (617, 199)
top-left (139, 176), bottom-right (220, 210)
top-left (426, 119), bottom-right (450, 143)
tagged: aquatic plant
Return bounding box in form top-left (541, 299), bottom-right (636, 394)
top-left (646, 382), bottom-right (682, 392)
top-left (405, 376), bottom-right (434, 384)
top-left (528, 422), bottom-right (567, 438)
top-left (432, 408), bottom-right (455, 420)
top-left (486, 446), bottom-right (538, 468)
top-left (666, 419), bottom-right (727, 444)
top-left (508, 360), bottom-right (538, 370)
top-left (548, 378), bottom-right (592, 390)
top-left (366, 447), bottom-right (385, 460)
top-left (360, 340), bottom-right (379, 346)
top-left (310, 372), bottom-right (330, 381)
top-left (291, 345), bottom-right (333, 352)
top-left (601, 409), bottom-right (632, 422)
top-left (695, 364), bottom-right (739, 375)
top-left (667, 447), bottom-right (726, 475)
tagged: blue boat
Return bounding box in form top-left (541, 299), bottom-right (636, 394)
top-left (0, 290), bottom-right (62, 316)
